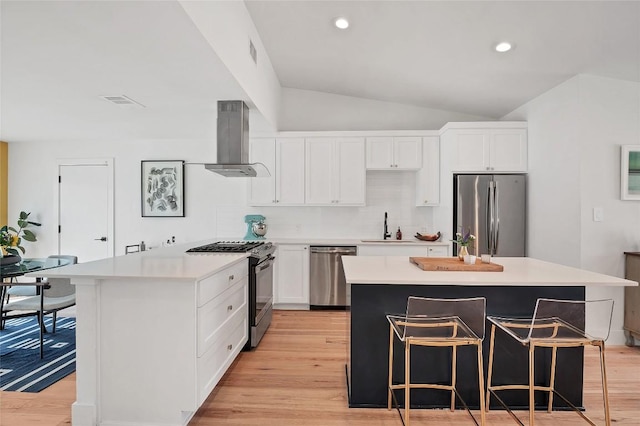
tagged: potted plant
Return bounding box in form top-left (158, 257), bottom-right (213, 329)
top-left (1, 211), bottom-right (40, 265)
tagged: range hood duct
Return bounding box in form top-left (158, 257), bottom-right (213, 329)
top-left (205, 100), bottom-right (269, 177)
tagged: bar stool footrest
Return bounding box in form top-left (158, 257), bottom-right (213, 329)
top-left (487, 387), bottom-right (598, 426)
top-left (389, 385), bottom-right (482, 426)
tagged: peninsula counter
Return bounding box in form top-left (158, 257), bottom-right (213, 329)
top-left (28, 242), bottom-right (249, 426)
top-left (342, 256), bottom-right (637, 410)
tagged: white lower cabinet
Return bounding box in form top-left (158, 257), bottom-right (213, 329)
top-left (274, 244), bottom-right (310, 308)
top-left (197, 306), bottom-right (247, 405)
top-left (76, 259), bottom-right (249, 426)
top-left (195, 262), bottom-right (248, 405)
top-left (357, 244), bottom-right (450, 257)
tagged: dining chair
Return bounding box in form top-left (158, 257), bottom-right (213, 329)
top-left (486, 298), bottom-right (614, 426)
top-left (387, 296), bottom-right (486, 426)
top-left (5, 255), bottom-right (77, 300)
top-left (3, 255), bottom-right (78, 333)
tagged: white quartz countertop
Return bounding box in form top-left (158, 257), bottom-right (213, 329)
top-left (267, 237), bottom-right (449, 246)
top-left (27, 241), bottom-right (248, 281)
top-left (342, 256), bottom-right (638, 287)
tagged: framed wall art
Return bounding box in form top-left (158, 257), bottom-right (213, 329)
top-left (621, 145), bottom-right (640, 200)
top-left (141, 160), bottom-right (185, 217)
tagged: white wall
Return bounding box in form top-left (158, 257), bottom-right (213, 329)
top-left (280, 88), bottom-right (490, 131)
top-left (179, 0), bottom-right (281, 129)
top-left (7, 147), bottom-right (438, 259)
top-left (8, 87), bottom-right (477, 258)
top-left (504, 74), bottom-right (640, 344)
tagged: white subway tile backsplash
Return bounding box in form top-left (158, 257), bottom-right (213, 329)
top-left (209, 171), bottom-right (440, 240)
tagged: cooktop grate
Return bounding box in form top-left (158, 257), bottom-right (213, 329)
top-left (186, 241), bottom-right (265, 253)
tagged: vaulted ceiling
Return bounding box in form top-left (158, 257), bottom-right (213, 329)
top-left (2, 1), bottom-right (639, 142)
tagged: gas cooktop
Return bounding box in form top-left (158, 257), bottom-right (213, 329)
top-left (186, 241), bottom-right (265, 253)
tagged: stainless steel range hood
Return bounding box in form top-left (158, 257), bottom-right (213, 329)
top-left (204, 100), bottom-right (269, 177)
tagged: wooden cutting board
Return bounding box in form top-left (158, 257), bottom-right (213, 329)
top-left (409, 257), bottom-right (504, 272)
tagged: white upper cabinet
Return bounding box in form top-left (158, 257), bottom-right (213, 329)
top-left (249, 138), bottom-right (305, 206)
top-left (416, 136), bottom-right (440, 206)
top-left (305, 137), bottom-right (365, 206)
top-left (448, 127), bottom-right (527, 172)
top-left (366, 136), bottom-right (422, 170)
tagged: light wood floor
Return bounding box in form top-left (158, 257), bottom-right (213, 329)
top-left (1, 310), bottom-right (639, 426)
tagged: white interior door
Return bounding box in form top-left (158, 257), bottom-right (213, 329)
top-left (57, 159), bottom-right (114, 263)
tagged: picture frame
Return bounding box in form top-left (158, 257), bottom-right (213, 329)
top-left (621, 145), bottom-right (640, 201)
top-left (141, 160), bottom-right (185, 217)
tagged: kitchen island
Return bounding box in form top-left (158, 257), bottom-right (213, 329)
top-left (342, 256), bottom-right (638, 410)
top-left (28, 242), bottom-right (249, 426)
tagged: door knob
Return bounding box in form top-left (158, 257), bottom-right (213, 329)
top-left (94, 237), bottom-right (107, 241)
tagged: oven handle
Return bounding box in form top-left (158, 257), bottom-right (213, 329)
top-left (255, 256), bottom-right (276, 273)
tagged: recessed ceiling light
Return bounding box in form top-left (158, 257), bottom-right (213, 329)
top-left (334, 17), bottom-right (349, 29)
top-left (495, 42), bottom-right (512, 53)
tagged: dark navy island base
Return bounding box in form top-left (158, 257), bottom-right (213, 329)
top-left (348, 284), bottom-right (585, 410)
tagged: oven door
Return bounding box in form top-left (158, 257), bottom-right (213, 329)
top-left (254, 255), bottom-right (275, 327)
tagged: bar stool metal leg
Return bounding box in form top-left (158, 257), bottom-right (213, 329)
top-left (548, 346), bottom-right (558, 412)
top-left (388, 324), bottom-right (394, 410)
top-left (486, 324), bottom-right (496, 412)
top-left (598, 342), bottom-right (611, 426)
top-left (529, 343), bottom-right (535, 426)
top-left (451, 345), bottom-right (457, 411)
top-left (477, 342), bottom-right (486, 426)
top-left (405, 339), bottom-right (411, 426)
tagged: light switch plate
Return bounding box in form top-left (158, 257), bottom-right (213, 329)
top-left (593, 207), bottom-right (604, 222)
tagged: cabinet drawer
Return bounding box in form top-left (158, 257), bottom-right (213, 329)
top-left (197, 310), bottom-right (247, 404)
top-left (197, 261), bottom-right (247, 307)
top-left (197, 280), bottom-right (247, 356)
top-left (427, 246), bottom-right (449, 257)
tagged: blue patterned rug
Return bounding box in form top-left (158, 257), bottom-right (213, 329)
top-left (0, 316), bottom-right (76, 392)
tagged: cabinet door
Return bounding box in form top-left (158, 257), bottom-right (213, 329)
top-left (336, 138), bottom-right (366, 205)
top-left (305, 138), bottom-right (335, 205)
top-left (416, 136), bottom-right (440, 206)
top-left (427, 246), bottom-right (449, 257)
top-left (274, 244), bottom-right (310, 306)
top-left (248, 138), bottom-right (276, 206)
top-left (276, 138), bottom-right (305, 205)
top-left (394, 137), bottom-right (422, 169)
top-left (357, 245), bottom-right (429, 257)
top-left (490, 129), bottom-right (528, 172)
top-left (453, 130), bottom-right (490, 171)
top-left (366, 137), bottom-right (394, 169)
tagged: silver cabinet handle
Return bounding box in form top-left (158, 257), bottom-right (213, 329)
top-left (95, 237), bottom-right (107, 241)
top-left (227, 305), bottom-right (233, 311)
top-left (229, 274), bottom-right (234, 281)
top-left (227, 344), bottom-right (233, 351)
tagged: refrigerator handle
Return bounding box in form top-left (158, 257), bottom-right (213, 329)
top-left (487, 183), bottom-right (493, 255)
top-left (494, 180), bottom-right (500, 254)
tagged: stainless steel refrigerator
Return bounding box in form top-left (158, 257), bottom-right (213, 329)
top-left (453, 174), bottom-right (526, 257)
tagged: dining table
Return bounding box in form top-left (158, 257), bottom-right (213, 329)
top-left (1, 256), bottom-right (74, 358)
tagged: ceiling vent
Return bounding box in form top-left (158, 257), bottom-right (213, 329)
top-left (99, 95), bottom-right (145, 109)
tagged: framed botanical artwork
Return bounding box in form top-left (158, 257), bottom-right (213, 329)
top-left (621, 145), bottom-right (640, 200)
top-left (141, 160), bottom-right (185, 217)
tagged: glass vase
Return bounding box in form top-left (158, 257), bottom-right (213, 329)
top-left (457, 245), bottom-right (469, 261)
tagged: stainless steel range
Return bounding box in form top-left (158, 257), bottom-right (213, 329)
top-left (187, 241), bottom-right (276, 349)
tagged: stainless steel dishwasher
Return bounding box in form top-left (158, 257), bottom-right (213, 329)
top-left (309, 246), bottom-right (357, 308)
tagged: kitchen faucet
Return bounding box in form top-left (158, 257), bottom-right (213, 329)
top-left (383, 212), bottom-right (391, 240)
